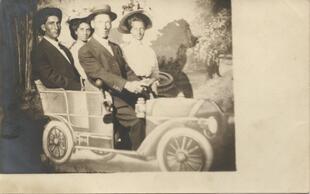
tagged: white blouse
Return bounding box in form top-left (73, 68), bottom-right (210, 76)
top-left (122, 39), bottom-right (159, 79)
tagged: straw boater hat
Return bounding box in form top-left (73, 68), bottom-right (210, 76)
top-left (118, 9), bottom-right (152, 34)
top-left (88, 4), bottom-right (117, 21)
top-left (67, 10), bottom-right (93, 40)
top-left (35, 7), bottom-right (62, 34)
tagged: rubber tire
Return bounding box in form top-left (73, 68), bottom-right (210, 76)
top-left (157, 128), bottom-right (213, 171)
top-left (43, 120), bottom-right (74, 164)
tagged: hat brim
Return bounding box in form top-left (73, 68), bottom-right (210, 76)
top-left (88, 10), bottom-right (117, 21)
top-left (118, 10), bottom-right (152, 34)
top-left (67, 16), bottom-right (91, 26)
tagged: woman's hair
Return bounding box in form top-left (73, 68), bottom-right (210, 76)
top-left (126, 14), bottom-right (147, 31)
top-left (69, 19), bottom-right (93, 40)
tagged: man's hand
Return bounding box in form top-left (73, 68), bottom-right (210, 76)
top-left (124, 80), bottom-right (149, 94)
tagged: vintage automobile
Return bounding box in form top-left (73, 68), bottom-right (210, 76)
top-left (35, 73), bottom-right (233, 171)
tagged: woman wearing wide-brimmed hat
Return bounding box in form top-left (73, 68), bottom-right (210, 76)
top-left (67, 11), bottom-right (94, 89)
top-left (118, 8), bottom-right (159, 95)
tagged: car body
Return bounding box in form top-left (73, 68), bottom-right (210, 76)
top-left (35, 79), bottom-right (233, 171)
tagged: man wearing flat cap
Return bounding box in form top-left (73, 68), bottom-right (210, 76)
top-left (79, 5), bottom-right (147, 150)
top-left (32, 7), bottom-right (81, 90)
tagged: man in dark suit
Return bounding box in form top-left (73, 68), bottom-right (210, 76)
top-left (32, 7), bottom-right (81, 90)
top-left (79, 5), bottom-right (147, 150)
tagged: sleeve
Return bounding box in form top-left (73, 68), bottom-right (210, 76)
top-left (150, 49), bottom-right (160, 80)
top-left (78, 46), bottom-right (127, 92)
top-left (71, 46), bottom-right (87, 79)
top-left (32, 48), bottom-right (81, 90)
top-left (118, 45), bottom-right (140, 82)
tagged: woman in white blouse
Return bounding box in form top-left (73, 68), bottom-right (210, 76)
top-left (118, 9), bottom-right (159, 95)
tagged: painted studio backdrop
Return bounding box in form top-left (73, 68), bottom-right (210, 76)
top-left (0, 0), bottom-right (234, 173)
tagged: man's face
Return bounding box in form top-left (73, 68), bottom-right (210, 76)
top-left (41, 15), bottom-right (61, 40)
top-left (76, 22), bottom-right (91, 42)
top-left (91, 14), bottom-right (111, 39)
top-left (130, 21), bottom-right (145, 41)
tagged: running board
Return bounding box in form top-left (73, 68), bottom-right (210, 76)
top-left (74, 146), bottom-right (150, 161)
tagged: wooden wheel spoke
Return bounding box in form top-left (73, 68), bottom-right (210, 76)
top-left (54, 128), bottom-right (59, 137)
top-left (185, 138), bottom-right (193, 150)
top-left (59, 146), bottom-right (64, 157)
top-left (168, 142), bottom-right (178, 152)
top-left (56, 129), bottom-right (62, 138)
top-left (166, 150), bottom-right (176, 157)
top-left (184, 161), bottom-right (197, 171)
top-left (187, 157), bottom-right (203, 166)
top-left (167, 155), bottom-right (176, 162)
top-left (181, 136), bottom-right (188, 150)
top-left (53, 146), bottom-right (59, 157)
top-left (51, 129), bottom-right (56, 136)
top-left (158, 129), bottom-right (211, 172)
top-left (188, 153), bottom-right (203, 158)
top-left (48, 138), bottom-right (54, 145)
top-left (59, 132), bottom-right (65, 139)
top-left (60, 142), bottom-right (66, 150)
top-left (188, 145), bottom-right (200, 154)
top-left (173, 138), bottom-right (181, 149)
top-left (49, 133), bottom-right (54, 139)
top-left (49, 144), bottom-right (56, 152)
top-left (57, 146), bottom-right (63, 157)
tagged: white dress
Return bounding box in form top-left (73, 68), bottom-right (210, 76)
top-left (70, 40), bottom-right (98, 91)
top-left (70, 40), bottom-right (88, 79)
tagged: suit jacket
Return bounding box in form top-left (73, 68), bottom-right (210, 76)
top-left (78, 37), bottom-right (139, 108)
top-left (31, 38), bottom-right (81, 90)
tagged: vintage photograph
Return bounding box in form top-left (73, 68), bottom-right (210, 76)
top-left (0, 0), bottom-right (235, 173)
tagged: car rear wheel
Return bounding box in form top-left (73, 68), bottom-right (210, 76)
top-left (43, 121), bottom-right (74, 164)
top-left (157, 128), bottom-right (213, 171)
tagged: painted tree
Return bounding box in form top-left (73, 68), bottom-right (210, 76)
top-left (192, 0), bottom-right (232, 74)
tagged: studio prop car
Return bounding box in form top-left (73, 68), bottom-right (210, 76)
top-left (35, 72), bottom-right (233, 171)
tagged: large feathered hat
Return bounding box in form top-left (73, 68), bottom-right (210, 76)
top-left (118, 1), bottom-right (152, 34)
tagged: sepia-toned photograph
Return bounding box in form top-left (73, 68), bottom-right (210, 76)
top-left (1, 0), bottom-right (309, 193)
top-left (0, 0), bottom-right (235, 173)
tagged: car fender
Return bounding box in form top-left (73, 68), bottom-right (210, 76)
top-left (46, 115), bottom-right (74, 134)
top-left (137, 118), bottom-right (204, 157)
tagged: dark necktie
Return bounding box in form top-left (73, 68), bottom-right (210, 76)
top-left (58, 43), bottom-right (72, 64)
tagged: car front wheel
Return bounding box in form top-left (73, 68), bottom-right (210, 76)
top-left (157, 128), bottom-right (213, 171)
top-left (43, 120), bottom-right (74, 164)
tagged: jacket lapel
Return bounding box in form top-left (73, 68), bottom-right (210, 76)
top-left (41, 39), bottom-right (73, 65)
top-left (109, 42), bottom-right (127, 78)
top-left (59, 43), bottom-right (74, 65)
top-left (88, 38), bottom-right (124, 76)
top-left (89, 37), bottom-right (114, 60)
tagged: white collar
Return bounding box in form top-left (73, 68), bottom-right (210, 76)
top-left (131, 38), bottom-right (143, 45)
top-left (92, 33), bottom-right (114, 55)
top-left (44, 36), bottom-right (59, 48)
top-left (76, 40), bottom-right (86, 47)
top-left (93, 33), bottom-right (109, 46)
top-left (44, 36), bottom-right (71, 63)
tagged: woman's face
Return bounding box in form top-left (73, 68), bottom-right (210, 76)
top-left (130, 20), bottom-right (145, 41)
top-left (75, 22), bottom-right (91, 42)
